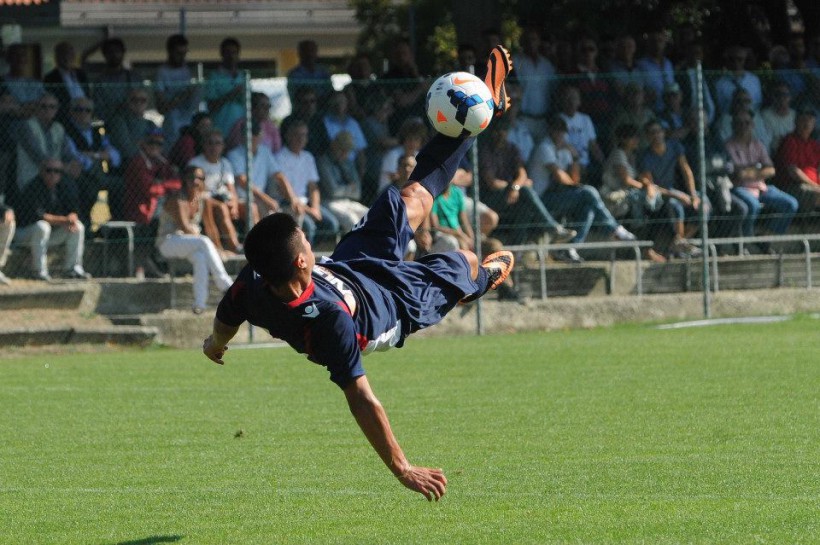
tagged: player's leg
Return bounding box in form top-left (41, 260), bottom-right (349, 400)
top-left (401, 45), bottom-right (513, 232)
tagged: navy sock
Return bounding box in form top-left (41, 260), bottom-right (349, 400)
top-left (409, 133), bottom-right (475, 199)
top-left (461, 265), bottom-right (490, 303)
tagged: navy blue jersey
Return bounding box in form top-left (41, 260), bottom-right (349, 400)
top-left (216, 186), bottom-right (480, 388)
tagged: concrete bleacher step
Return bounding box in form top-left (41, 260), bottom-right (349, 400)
top-left (0, 285), bottom-right (87, 310)
top-left (0, 325), bottom-right (159, 347)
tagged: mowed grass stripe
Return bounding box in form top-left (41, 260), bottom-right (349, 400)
top-left (0, 318), bottom-right (818, 544)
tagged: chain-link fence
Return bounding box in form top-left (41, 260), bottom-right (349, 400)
top-left (0, 66), bottom-right (818, 311)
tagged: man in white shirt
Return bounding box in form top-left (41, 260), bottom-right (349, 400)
top-left (557, 85), bottom-right (604, 170)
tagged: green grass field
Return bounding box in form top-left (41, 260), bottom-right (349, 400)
top-left (1, 317), bottom-right (819, 544)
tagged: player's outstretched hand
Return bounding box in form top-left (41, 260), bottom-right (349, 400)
top-left (396, 465), bottom-right (448, 501)
top-left (203, 335), bottom-right (228, 365)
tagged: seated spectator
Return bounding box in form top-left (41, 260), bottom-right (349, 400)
top-left (316, 131), bottom-right (369, 233)
top-left (379, 117), bottom-right (428, 193)
top-left (206, 37), bottom-right (245, 136)
top-left (225, 92), bottom-right (281, 154)
top-left (122, 127), bottom-right (178, 277)
top-left (504, 83), bottom-right (535, 164)
top-left (714, 46), bottom-right (763, 115)
top-left (286, 39), bottom-right (333, 104)
top-left (774, 35), bottom-right (811, 104)
top-left (16, 93), bottom-right (82, 197)
top-left (724, 111), bottom-right (798, 239)
top-left (187, 129), bottom-right (243, 256)
top-left (609, 82), bottom-right (656, 150)
top-left (0, 204), bottom-right (14, 284)
top-left (382, 39), bottom-right (428, 135)
top-left (63, 96), bottom-right (123, 230)
top-left (86, 37), bottom-right (142, 124)
top-left (155, 165), bottom-right (233, 314)
top-left (774, 109), bottom-right (820, 214)
top-left (360, 93), bottom-right (398, 204)
top-left (13, 159), bottom-right (91, 280)
top-left (2, 44), bottom-right (45, 117)
top-left (275, 118), bottom-right (339, 244)
top-left (638, 120), bottom-right (709, 258)
top-left (226, 122), bottom-right (293, 220)
top-left (0, 90), bottom-right (23, 204)
top-left (760, 82), bottom-right (796, 155)
top-left (602, 123), bottom-right (666, 262)
top-left (321, 91), bottom-right (368, 174)
top-left (478, 118), bottom-right (575, 246)
top-left (107, 87), bottom-right (157, 165)
top-left (657, 82), bottom-right (690, 142)
top-left (155, 34), bottom-right (200, 150)
top-left (168, 112), bottom-right (212, 171)
top-left (43, 41), bottom-right (90, 125)
top-left (530, 115), bottom-right (636, 264)
top-left (675, 40), bottom-right (716, 125)
top-left (716, 89), bottom-right (772, 151)
top-left (557, 85), bottom-right (605, 178)
top-left (635, 29), bottom-right (675, 113)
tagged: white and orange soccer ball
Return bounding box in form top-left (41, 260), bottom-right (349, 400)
top-left (425, 71), bottom-right (494, 138)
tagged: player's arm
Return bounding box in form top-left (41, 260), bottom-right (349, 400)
top-left (203, 316), bottom-right (240, 365)
top-left (343, 375), bottom-right (447, 501)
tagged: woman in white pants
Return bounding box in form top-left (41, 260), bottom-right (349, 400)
top-left (156, 166), bottom-right (233, 313)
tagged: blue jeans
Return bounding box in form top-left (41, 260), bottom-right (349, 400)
top-left (732, 186), bottom-right (798, 236)
top-left (301, 204), bottom-right (340, 244)
top-left (541, 185), bottom-right (619, 242)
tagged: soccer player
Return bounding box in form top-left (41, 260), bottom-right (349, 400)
top-left (202, 46), bottom-right (514, 501)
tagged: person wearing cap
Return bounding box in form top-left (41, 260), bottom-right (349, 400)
top-left (657, 82), bottom-right (690, 142)
top-left (774, 108), bottom-right (820, 213)
top-left (317, 131), bottom-right (369, 233)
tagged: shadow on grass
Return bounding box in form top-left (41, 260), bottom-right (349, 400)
top-left (109, 536), bottom-right (184, 545)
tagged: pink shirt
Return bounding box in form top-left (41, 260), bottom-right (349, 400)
top-left (725, 137), bottom-right (772, 197)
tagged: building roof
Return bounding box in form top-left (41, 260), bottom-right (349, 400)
top-left (0, 0), bottom-right (50, 5)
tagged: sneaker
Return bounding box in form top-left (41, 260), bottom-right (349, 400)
top-left (29, 271), bottom-right (52, 282)
top-left (548, 225), bottom-right (577, 244)
top-left (671, 239), bottom-right (702, 259)
top-left (483, 45), bottom-right (513, 117)
top-left (62, 267), bottom-right (92, 280)
top-left (554, 248), bottom-right (584, 264)
top-left (0, 271), bottom-right (9, 285)
top-left (612, 225), bottom-right (637, 241)
top-left (460, 250), bottom-right (515, 303)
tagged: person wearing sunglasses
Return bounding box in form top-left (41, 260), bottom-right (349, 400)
top-left (13, 158), bottom-right (91, 281)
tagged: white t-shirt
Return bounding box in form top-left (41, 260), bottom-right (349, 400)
top-left (559, 111), bottom-right (597, 167)
top-left (274, 146), bottom-right (319, 203)
top-left (529, 137), bottom-right (574, 196)
top-left (188, 155), bottom-right (235, 198)
top-left (226, 145), bottom-right (282, 200)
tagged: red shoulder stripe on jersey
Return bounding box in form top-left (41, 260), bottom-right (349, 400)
top-left (286, 281), bottom-right (315, 309)
top-left (229, 280), bottom-right (245, 300)
top-left (355, 333), bottom-right (368, 352)
top-left (335, 300), bottom-right (351, 315)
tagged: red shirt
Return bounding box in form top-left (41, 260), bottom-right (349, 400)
top-left (123, 151), bottom-right (179, 224)
top-left (776, 132), bottom-right (820, 186)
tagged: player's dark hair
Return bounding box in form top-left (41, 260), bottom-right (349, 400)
top-left (244, 213), bottom-right (302, 286)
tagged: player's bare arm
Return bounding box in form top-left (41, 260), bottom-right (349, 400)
top-left (203, 317), bottom-right (240, 365)
top-left (343, 375), bottom-right (447, 501)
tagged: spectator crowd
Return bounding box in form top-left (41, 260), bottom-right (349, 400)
top-left (0, 25), bottom-right (819, 305)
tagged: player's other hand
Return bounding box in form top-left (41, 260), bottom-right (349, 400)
top-left (397, 465), bottom-right (447, 501)
top-left (203, 335), bottom-right (228, 365)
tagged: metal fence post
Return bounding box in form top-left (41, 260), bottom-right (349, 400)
top-left (696, 62), bottom-right (712, 318)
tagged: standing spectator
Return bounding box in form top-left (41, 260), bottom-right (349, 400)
top-left (760, 82), bottom-right (796, 155)
top-left (610, 34), bottom-right (643, 99)
top-left (226, 92), bottom-right (281, 154)
top-left (638, 120), bottom-right (708, 258)
top-left (714, 46), bottom-right (763, 115)
top-left (381, 39), bottom-right (427, 135)
top-left (716, 88), bottom-right (771, 151)
top-left (454, 43), bottom-right (478, 73)
top-left (530, 115), bottom-right (636, 263)
top-left (725, 110), bottom-right (797, 239)
top-left (155, 34), bottom-right (200, 150)
top-left (0, 204), bottom-right (14, 284)
top-left (675, 40), bottom-right (716, 125)
top-left (107, 87), bottom-right (157, 164)
top-left (316, 131), bottom-right (369, 234)
top-left (155, 165), bottom-right (233, 314)
top-left (774, 109), bottom-right (820, 214)
top-left (2, 44), bottom-right (44, 117)
top-left (478, 118), bottom-right (575, 246)
top-left (780, 34), bottom-right (810, 103)
top-left (280, 86), bottom-right (323, 154)
top-left (43, 41), bottom-right (90, 124)
top-left (286, 39), bottom-right (333, 103)
top-left (635, 29), bottom-right (675, 113)
top-left (122, 128), bottom-right (177, 278)
top-left (14, 158), bottom-right (91, 281)
top-left (657, 82), bottom-right (690, 142)
top-left (168, 112), bottom-right (212, 171)
top-left (379, 117), bottom-right (427, 193)
top-left (601, 123), bottom-right (666, 262)
top-left (86, 37), bottom-right (141, 124)
top-left (344, 52), bottom-right (380, 121)
top-left (571, 36), bottom-right (612, 132)
top-left (557, 85), bottom-right (605, 175)
top-left (226, 122), bottom-right (296, 220)
top-left (15, 93), bottom-right (82, 196)
top-left (188, 129), bottom-right (243, 256)
top-left (275, 118), bottom-right (339, 244)
top-left (206, 37), bottom-right (245, 136)
top-left (322, 91), bottom-right (367, 174)
top-left (513, 27), bottom-right (556, 143)
top-left (63, 96), bottom-right (122, 230)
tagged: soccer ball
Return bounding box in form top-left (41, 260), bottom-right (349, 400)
top-left (425, 72), bottom-right (494, 138)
